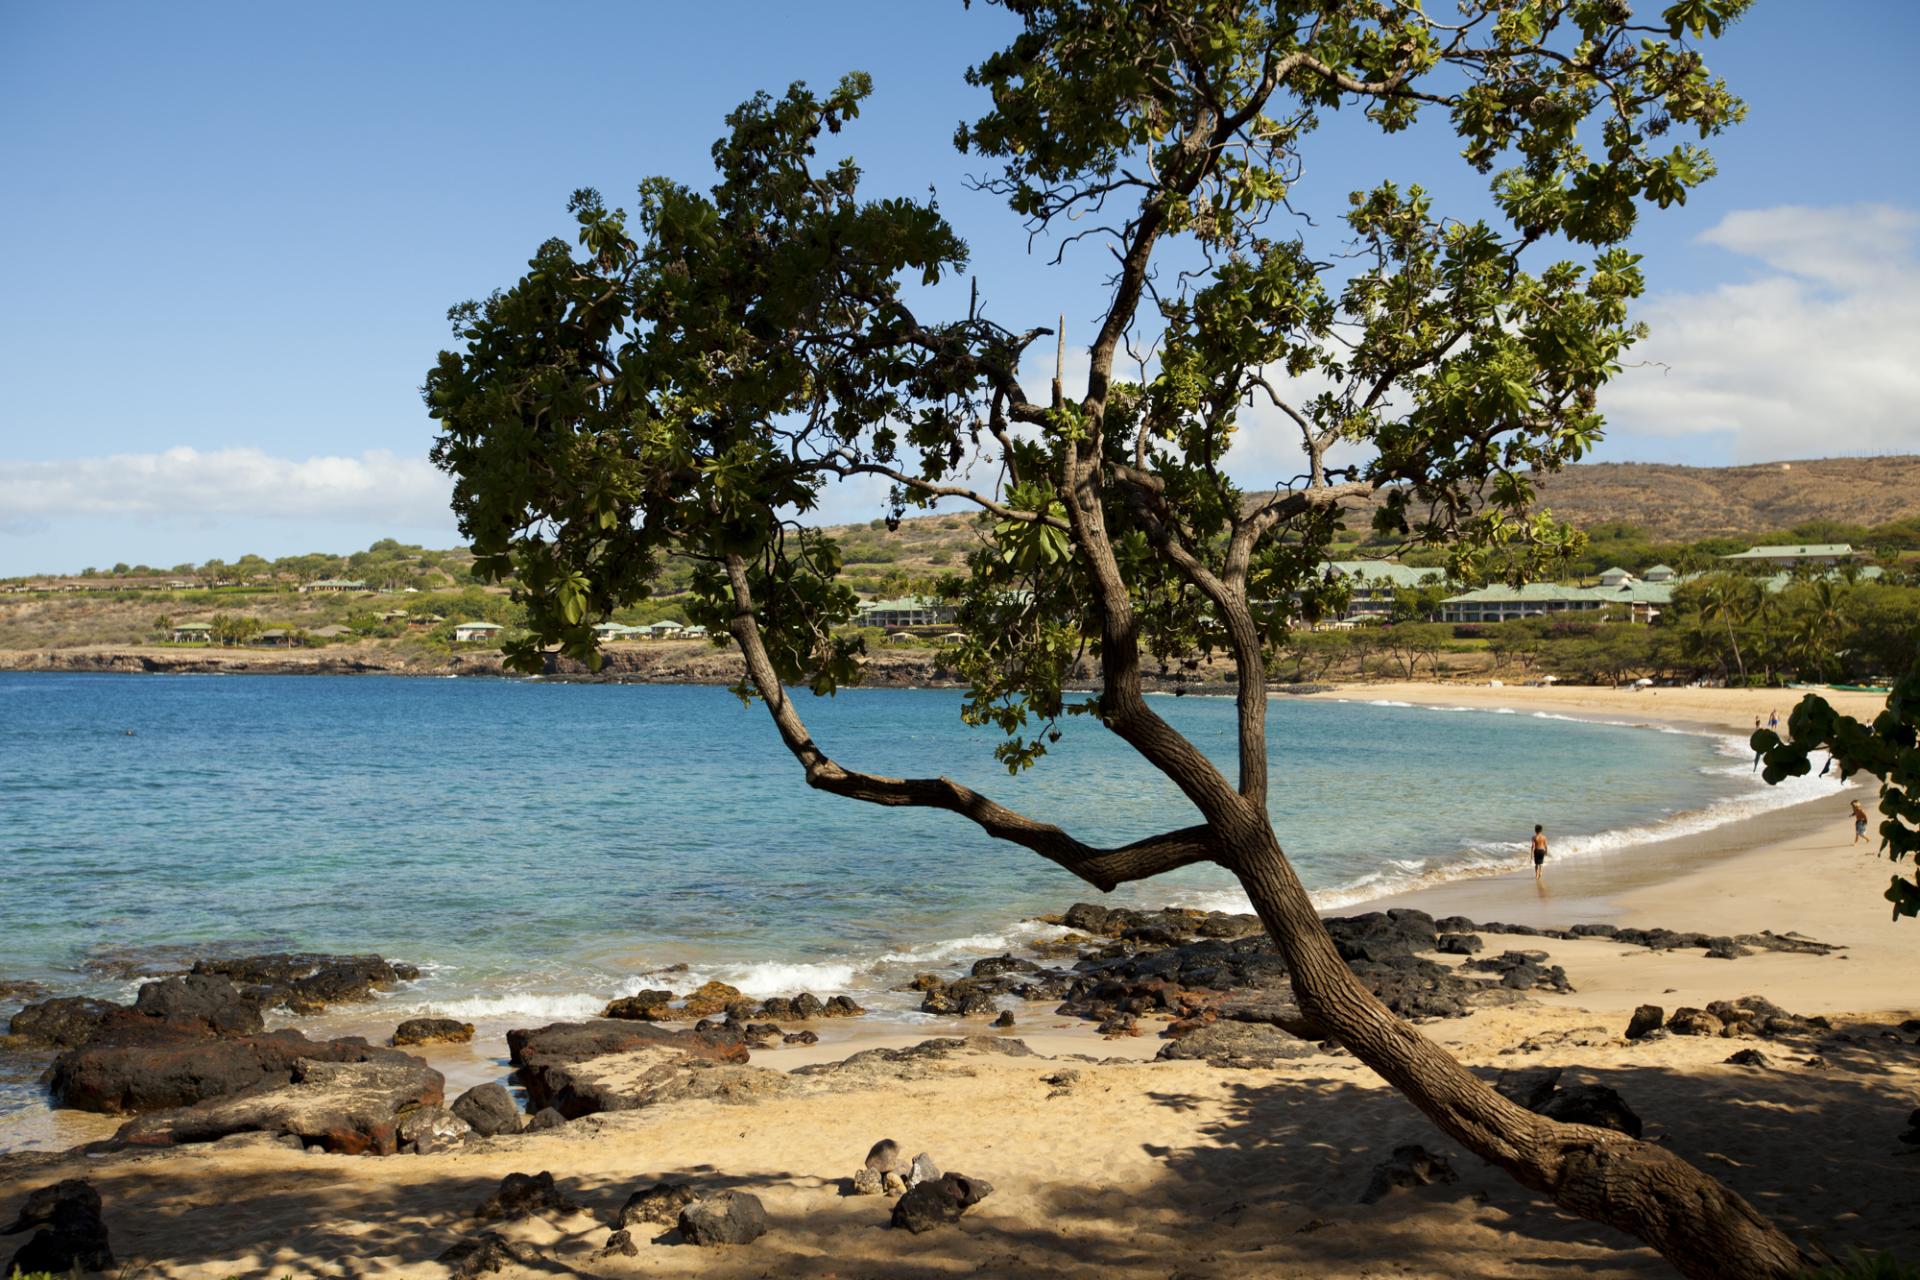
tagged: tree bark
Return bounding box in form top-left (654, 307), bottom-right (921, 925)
top-left (1229, 827), bottom-right (1807, 1280)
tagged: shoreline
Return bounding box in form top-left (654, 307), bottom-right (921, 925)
top-left (5, 686), bottom-right (1917, 1274)
top-left (2, 683), bottom-right (1899, 1151)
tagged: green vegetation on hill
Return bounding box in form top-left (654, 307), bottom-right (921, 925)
top-left (4, 468), bottom-right (1917, 685)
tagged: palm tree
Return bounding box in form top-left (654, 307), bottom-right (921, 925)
top-left (1791, 579), bottom-right (1851, 680)
top-left (1696, 574), bottom-right (1758, 683)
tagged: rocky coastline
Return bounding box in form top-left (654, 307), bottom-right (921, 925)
top-left (0, 643), bottom-right (1281, 697)
top-left (3, 890), bottom-right (1900, 1277)
top-left (1, 902), bottom-right (1845, 1160)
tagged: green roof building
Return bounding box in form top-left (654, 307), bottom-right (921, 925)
top-left (1721, 543), bottom-right (1854, 565)
top-left (856, 596), bottom-right (956, 629)
top-left (1318, 560), bottom-right (1448, 620)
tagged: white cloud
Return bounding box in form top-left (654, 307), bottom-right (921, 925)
top-left (0, 446), bottom-right (455, 530)
top-left (1603, 203), bottom-right (1920, 459)
top-left (1696, 203), bottom-right (1920, 290)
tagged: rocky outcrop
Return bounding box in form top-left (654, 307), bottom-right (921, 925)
top-left (678, 982), bottom-right (745, 1019)
top-left (617, 1182), bottom-right (696, 1228)
top-left (3, 1179), bottom-right (113, 1277)
top-left (114, 1055), bottom-right (445, 1154)
top-left (1156, 1021), bottom-right (1318, 1068)
top-left (1492, 1067), bottom-right (1641, 1138)
top-left (755, 992), bottom-right (865, 1020)
top-left (791, 1036), bottom-right (1033, 1085)
top-left (506, 1020), bottom-right (770, 1119)
top-left (1625, 1004), bottom-right (1665, 1040)
top-left (132, 974), bottom-right (265, 1036)
top-left (8, 996), bottom-right (123, 1049)
top-left (191, 953), bottom-right (419, 1014)
top-left (473, 1171), bottom-right (586, 1223)
top-left (396, 1105), bottom-right (472, 1154)
top-left (50, 1015), bottom-right (426, 1115)
top-left (603, 990), bottom-right (675, 1021)
top-left (392, 1017), bottom-right (475, 1046)
top-left (1359, 1145), bottom-right (1457, 1204)
top-left (450, 1083), bottom-right (522, 1137)
top-left (679, 1190), bottom-right (769, 1246)
top-left (1461, 950), bottom-right (1574, 993)
top-left (437, 1231), bottom-right (545, 1279)
top-left (890, 1173), bottom-right (993, 1233)
top-left (1052, 912), bottom-right (1524, 1035)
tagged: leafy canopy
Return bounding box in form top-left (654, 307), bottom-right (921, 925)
top-left (1755, 662), bottom-right (1920, 919)
top-left (428, 0), bottom-right (1751, 774)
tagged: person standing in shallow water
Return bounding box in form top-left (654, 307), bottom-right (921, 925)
top-left (1529, 824), bottom-right (1548, 879)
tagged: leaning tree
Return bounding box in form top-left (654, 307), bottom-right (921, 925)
top-left (427, 1), bottom-right (1806, 1273)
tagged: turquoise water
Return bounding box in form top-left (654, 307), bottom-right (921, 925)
top-left (0, 673), bottom-right (1805, 1027)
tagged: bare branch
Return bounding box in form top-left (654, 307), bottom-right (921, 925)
top-left (721, 554), bottom-right (1222, 891)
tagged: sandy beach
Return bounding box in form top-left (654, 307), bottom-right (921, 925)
top-left (4, 683), bottom-right (1915, 1278)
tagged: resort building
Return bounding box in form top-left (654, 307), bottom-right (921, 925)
top-left (257, 629), bottom-right (292, 647)
top-left (1439, 570), bottom-right (1674, 625)
top-left (452, 621), bottom-right (503, 643)
top-left (1439, 583), bottom-right (1610, 624)
top-left (170, 622), bottom-right (213, 643)
top-left (593, 622), bottom-right (637, 642)
top-left (855, 596), bottom-right (956, 629)
top-left (1720, 543), bottom-right (1855, 567)
top-left (1317, 560), bottom-right (1449, 621)
top-left (300, 578), bottom-right (368, 593)
top-left (309, 624), bottom-right (350, 640)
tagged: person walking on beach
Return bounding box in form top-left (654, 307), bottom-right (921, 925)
top-left (1851, 799), bottom-right (1871, 847)
top-left (1529, 824), bottom-right (1548, 880)
top-left (1768, 709), bottom-right (1780, 732)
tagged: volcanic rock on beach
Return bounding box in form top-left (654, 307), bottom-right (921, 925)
top-left (678, 1189), bottom-right (769, 1246)
top-left (189, 953), bottom-right (419, 1014)
top-left (603, 989), bottom-right (675, 1021)
top-left (132, 974), bottom-right (266, 1036)
top-left (506, 1020), bottom-right (776, 1119)
top-left (890, 1173), bottom-right (994, 1233)
top-left (50, 1013), bottom-right (433, 1115)
top-left (114, 1054), bottom-right (445, 1154)
top-left (393, 1017), bottom-right (475, 1046)
top-left (3, 1179), bottom-right (113, 1277)
top-left (473, 1171), bottom-right (586, 1223)
top-left (8, 996), bottom-right (124, 1049)
top-left (1157, 1021), bottom-right (1319, 1068)
top-left (450, 1083), bottom-right (523, 1137)
top-left (618, 1181), bottom-right (697, 1228)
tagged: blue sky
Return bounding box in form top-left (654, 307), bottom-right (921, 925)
top-left (2, 1), bottom-right (1917, 574)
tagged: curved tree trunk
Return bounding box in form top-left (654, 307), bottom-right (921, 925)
top-left (1229, 826), bottom-right (1806, 1280)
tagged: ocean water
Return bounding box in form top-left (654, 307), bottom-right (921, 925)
top-left (0, 673), bottom-right (1823, 1026)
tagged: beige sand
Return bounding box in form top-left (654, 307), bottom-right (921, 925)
top-left (5, 682), bottom-right (1916, 1277)
top-left (1298, 679), bottom-right (1891, 736)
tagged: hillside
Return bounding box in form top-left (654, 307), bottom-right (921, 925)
top-left (4, 456), bottom-right (1914, 651)
top-left (1516, 456), bottom-right (1920, 541)
top-left (818, 455), bottom-right (1920, 569)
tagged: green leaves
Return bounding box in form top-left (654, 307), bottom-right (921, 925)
top-left (1664, 0), bottom-right (1749, 39)
top-left (1754, 659), bottom-right (1920, 920)
top-left (428, 0), bottom-right (1754, 774)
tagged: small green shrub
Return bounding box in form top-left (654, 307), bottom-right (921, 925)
top-left (1805, 1251), bottom-right (1920, 1280)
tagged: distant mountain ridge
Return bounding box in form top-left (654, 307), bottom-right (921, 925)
top-left (818, 455), bottom-right (1920, 556)
top-left (1508, 456), bottom-right (1920, 542)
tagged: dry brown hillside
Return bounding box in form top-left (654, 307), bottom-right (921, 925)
top-left (826, 456), bottom-right (1920, 556)
top-left (1502, 456), bottom-right (1920, 540)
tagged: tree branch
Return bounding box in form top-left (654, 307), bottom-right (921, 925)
top-left (721, 553), bottom-right (1222, 890)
